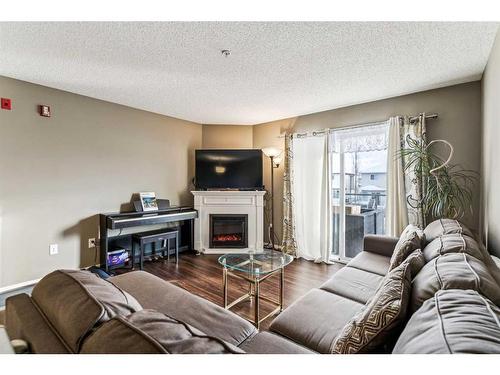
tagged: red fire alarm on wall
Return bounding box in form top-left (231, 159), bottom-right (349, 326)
top-left (1, 98), bottom-right (12, 110)
top-left (39, 105), bottom-right (51, 117)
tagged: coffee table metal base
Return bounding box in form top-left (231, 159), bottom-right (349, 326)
top-left (222, 266), bottom-right (284, 329)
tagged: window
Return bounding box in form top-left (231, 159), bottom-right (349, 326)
top-left (329, 122), bottom-right (389, 260)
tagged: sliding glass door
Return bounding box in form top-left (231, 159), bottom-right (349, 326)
top-left (329, 122), bottom-right (389, 261)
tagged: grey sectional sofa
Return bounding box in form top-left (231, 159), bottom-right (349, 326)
top-left (5, 219), bottom-right (500, 353)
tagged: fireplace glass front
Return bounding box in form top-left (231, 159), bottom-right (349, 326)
top-left (209, 214), bottom-right (248, 249)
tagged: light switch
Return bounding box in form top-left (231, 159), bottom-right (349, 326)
top-left (49, 244), bottom-right (58, 255)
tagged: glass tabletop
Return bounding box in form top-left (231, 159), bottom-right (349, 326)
top-left (218, 250), bottom-right (293, 275)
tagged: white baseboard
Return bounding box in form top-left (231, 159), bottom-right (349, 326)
top-left (0, 266), bottom-right (106, 295)
top-left (0, 278), bottom-right (41, 295)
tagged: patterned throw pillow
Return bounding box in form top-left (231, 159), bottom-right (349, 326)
top-left (331, 249), bottom-right (425, 354)
top-left (388, 224), bottom-right (423, 271)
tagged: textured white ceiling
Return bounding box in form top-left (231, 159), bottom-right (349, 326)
top-left (0, 22), bottom-right (498, 125)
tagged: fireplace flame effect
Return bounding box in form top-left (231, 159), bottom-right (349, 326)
top-left (213, 234), bottom-right (242, 242)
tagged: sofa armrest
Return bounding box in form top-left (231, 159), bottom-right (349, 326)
top-left (363, 234), bottom-right (399, 258)
top-left (6, 293), bottom-right (70, 353)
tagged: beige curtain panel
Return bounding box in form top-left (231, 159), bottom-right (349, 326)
top-left (386, 114), bottom-right (427, 236)
top-left (281, 134), bottom-right (297, 256)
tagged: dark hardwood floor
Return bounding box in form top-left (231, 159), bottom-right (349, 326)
top-left (130, 252), bottom-right (343, 330)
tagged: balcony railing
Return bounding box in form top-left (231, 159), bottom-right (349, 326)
top-left (331, 192), bottom-right (387, 259)
top-left (332, 191), bottom-right (387, 210)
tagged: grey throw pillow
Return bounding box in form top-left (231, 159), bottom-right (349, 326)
top-left (388, 224), bottom-right (423, 271)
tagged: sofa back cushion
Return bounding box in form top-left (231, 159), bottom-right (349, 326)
top-left (410, 253), bottom-right (500, 313)
top-left (5, 293), bottom-right (71, 353)
top-left (423, 218), bottom-right (473, 244)
top-left (422, 233), bottom-right (483, 263)
top-left (393, 289), bottom-right (500, 354)
top-left (331, 250), bottom-right (425, 354)
top-left (388, 225), bottom-right (423, 271)
top-left (80, 309), bottom-right (243, 354)
top-left (31, 270), bottom-right (142, 353)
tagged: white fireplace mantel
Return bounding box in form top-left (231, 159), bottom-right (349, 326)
top-left (191, 190), bottom-right (266, 254)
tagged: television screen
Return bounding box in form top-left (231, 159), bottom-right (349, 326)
top-left (195, 149), bottom-right (263, 190)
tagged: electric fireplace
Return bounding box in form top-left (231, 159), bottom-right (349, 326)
top-left (209, 214), bottom-right (248, 249)
top-left (192, 191), bottom-right (265, 254)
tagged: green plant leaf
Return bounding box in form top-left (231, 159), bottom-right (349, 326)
top-left (397, 135), bottom-right (477, 223)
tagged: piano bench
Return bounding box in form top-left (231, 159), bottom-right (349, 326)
top-left (132, 228), bottom-right (179, 270)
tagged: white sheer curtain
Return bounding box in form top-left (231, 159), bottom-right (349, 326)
top-left (386, 116), bottom-right (408, 236)
top-left (329, 122), bottom-right (389, 153)
top-left (292, 134), bottom-right (332, 263)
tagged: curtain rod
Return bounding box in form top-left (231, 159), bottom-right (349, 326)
top-left (409, 113), bottom-right (438, 123)
top-left (277, 113), bottom-right (438, 139)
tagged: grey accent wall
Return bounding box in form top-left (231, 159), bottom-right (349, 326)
top-left (253, 82), bottom-right (482, 242)
top-left (0, 76), bottom-right (202, 287)
top-left (481, 31), bottom-right (500, 257)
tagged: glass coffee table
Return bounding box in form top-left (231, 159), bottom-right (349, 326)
top-left (218, 250), bottom-right (294, 329)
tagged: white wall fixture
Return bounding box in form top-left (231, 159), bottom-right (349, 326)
top-left (49, 244), bottom-right (58, 255)
top-left (192, 190), bottom-right (266, 254)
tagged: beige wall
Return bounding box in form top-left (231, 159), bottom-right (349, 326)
top-left (481, 31), bottom-right (500, 257)
top-left (252, 82), bottom-right (482, 242)
top-left (0, 76), bottom-right (202, 287)
top-left (202, 124), bottom-right (253, 149)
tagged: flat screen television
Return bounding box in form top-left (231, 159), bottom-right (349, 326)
top-left (195, 149), bottom-right (263, 190)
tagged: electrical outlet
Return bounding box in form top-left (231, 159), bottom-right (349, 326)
top-left (88, 238), bottom-right (96, 249)
top-left (49, 244), bottom-right (58, 255)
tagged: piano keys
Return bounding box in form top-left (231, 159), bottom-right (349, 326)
top-left (105, 207), bottom-right (197, 229)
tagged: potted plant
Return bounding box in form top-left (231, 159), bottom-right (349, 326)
top-left (398, 136), bottom-right (477, 227)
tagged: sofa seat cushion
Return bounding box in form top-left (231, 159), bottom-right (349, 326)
top-left (393, 290), bottom-right (500, 354)
top-left (110, 271), bottom-right (256, 346)
top-left (269, 289), bottom-right (363, 353)
top-left (31, 270), bottom-right (142, 353)
top-left (239, 331), bottom-right (315, 354)
top-left (347, 251), bottom-right (391, 276)
top-left (411, 253), bottom-right (500, 313)
top-left (388, 224), bottom-right (423, 271)
top-left (81, 309), bottom-right (243, 354)
top-left (423, 218), bottom-right (474, 244)
top-left (422, 233), bottom-right (483, 263)
top-left (320, 267), bottom-right (384, 304)
top-left (332, 250), bottom-right (425, 354)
